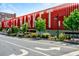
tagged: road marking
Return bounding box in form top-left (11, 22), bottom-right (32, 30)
top-left (62, 50), bottom-right (79, 56)
top-left (0, 39), bottom-right (50, 56)
top-left (35, 47), bottom-right (61, 51)
top-left (62, 44), bottom-right (67, 46)
top-left (9, 49), bottom-right (29, 56)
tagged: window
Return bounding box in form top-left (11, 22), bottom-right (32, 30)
top-left (0, 15), bottom-right (1, 18)
top-left (2, 13), bottom-right (4, 15)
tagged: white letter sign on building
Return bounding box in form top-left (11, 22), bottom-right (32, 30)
top-left (28, 15), bottom-right (31, 28)
top-left (20, 17), bottom-right (22, 26)
top-left (33, 14), bottom-right (35, 28)
top-left (24, 16), bottom-right (26, 24)
top-left (47, 9), bottom-right (52, 29)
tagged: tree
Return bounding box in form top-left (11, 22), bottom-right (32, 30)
top-left (21, 23), bottom-right (28, 33)
top-left (63, 9), bottom-right (79, 30)
top-left (35, 17), bottom-right (46, 35)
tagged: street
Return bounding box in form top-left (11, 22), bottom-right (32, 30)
top-left (0, 34), bottom-right (79, 56)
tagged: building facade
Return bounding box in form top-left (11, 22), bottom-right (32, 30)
top-left (0, 12), bottom-right (16, 21)
top-left (1, 3), bottom-right (79, 30)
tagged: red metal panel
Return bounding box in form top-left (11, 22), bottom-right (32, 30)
top-left (65, 6), bottom-right (68, 16)
top-left (78, 3), bottom-right (79, 9)
top-left (24, 15), bottom-right (28, 23)
top-left (75, 3), bottom-right (78, 9)
top-left (15, 18), bottom-right (19, 27)
top-left (50, 11), bottom-right (53, 30)
top-left (26, 15), bottom-right (28, 22)
top-left (1, 20), bottom-right (5, 28)
top-left (70, 4), bottom-right (72, 14)
top-left (69, 4), bottom-right (73, 15)
top-left (51, 9), bottom-right (58, 30)
top-left (72, 4), bottom-right (75, 12)
top-left (58, 16), bottom-right (64, 30)
top-left (24, 15), bottom-right (27, 23)
top-left (7, 20), bottom-right (10, 28)
top-left (51, 11), bottom-right (56, 30)
top-left (17, 17), bottom-right (20, 27)
top-left (41, 11), bottom-right (49, 29)
top-left (14, 19), bottom-right (16, 26)
top-left (11, 19), bottom-right (13, 27)
top-left (76, 3), bottom-right (79, 9)
top-left (72, 4), bottom-right (74, 11)
top-left (74, 3), bottom-right (77, 9)
top-left (71, 4), bottom-right (73, 13)
top-left (27, 15), bottom-right (32, 28)
top-left (72, 3), bottom-right (76, 12)
top-left (12, 19), bottom-right (16, 26)
top-left (65, 6), bottom-right (67, 16)
top-left (67, 4), bottom-right (69, 16)
top-left (35, 12), bottom-right (40, 20)
top-left (30, 14), bottom-right (33, 28)
top-left (68, 4), bottom-right (70, 15)
top-left (60, 7), bottom-right (65, 16)
top-left (22, 16), bottom-right (24, 24)
top-left (57, 7), bottom-right (64, 30)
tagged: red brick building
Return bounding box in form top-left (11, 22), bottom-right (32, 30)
top-left (0, 12), bottom-right (16, 21)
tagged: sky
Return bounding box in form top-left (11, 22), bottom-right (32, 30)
top-left (0, 3), bottom-right (63, 17)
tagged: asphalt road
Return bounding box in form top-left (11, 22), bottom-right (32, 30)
top-left (0, 34), bottom-right (79, 56)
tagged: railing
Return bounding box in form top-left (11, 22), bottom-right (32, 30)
top-left (63, 30), bottom-right (79, 38)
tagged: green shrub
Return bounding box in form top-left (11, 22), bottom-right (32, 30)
top-left (37, 34), bottom-right (41, 37)
top-left (42, 33), bottom-right (51, 38)
top-left (24, 32), bottom-right (31, 38)
top-left (59, 33), bottom-right (66, 41)
top-left (7, 26), bottom-right (19, 35)
top-left (66, 35), bottom-right (71, 40)
top-left (31, 33), bottom-right (38, 38)
top-left (48, 36), bottom-right (57, 41)
top-left (26, 34), bottom-right (31, 38)
top-left (11, 26), bottom-right (19, 33)
top-left (0, 27), bottom-right (2, 31)
top-left (0, 22), bottom-right (2, 31)
top-left (35, 17), bottom-right (46, 32)
top-left (7, 28), bottom-right (12, 34)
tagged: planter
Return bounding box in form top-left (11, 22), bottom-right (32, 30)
top-left (16, 32), bottom-right (24, 37)
top-left (9, 33), bottom-right (17, 36)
